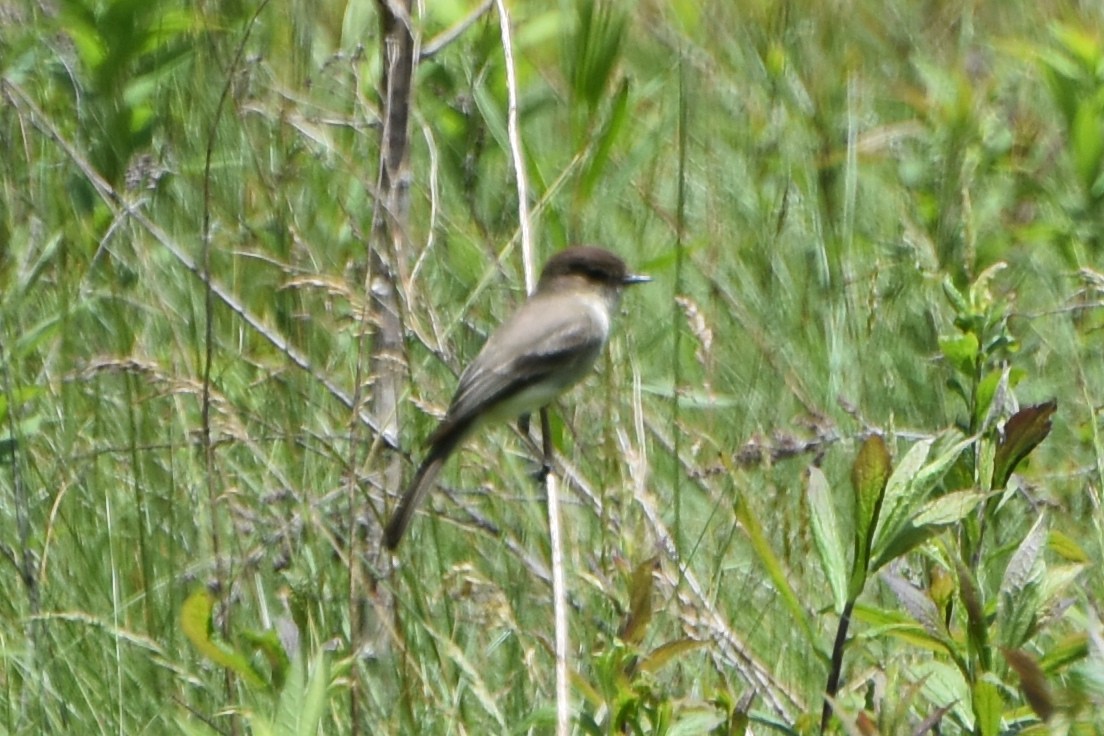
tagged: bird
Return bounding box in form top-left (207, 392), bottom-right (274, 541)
top-left (383, 245), bottom-right (650, 550)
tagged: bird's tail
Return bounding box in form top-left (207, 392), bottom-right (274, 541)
top-left (383, 421), bottom-right (470, 550)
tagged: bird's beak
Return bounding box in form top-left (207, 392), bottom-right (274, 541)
top-left (622, 273), bottom-right (652, 286)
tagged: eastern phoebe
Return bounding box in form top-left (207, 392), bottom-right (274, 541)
top-left (383, 245), bottom-right (650, 550)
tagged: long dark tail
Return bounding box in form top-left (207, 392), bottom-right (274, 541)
top-left (383, 420), bottom-right (470, 550)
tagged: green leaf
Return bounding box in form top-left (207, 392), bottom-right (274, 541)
top-left (870, 435), bottom-right (973, 570)
top-left (880, 571), bottom-right (944, 636)
top-left (175, 715), bottom-right (222, 736)
top-left (913, 660), bottom-right (973, 727)
top-left (974, 369), bottom-right (1003, 432)
top-left (567, 0), bottom-right (627, 110)
top-left (1050, 23), bottom-right (1104, 71)
top-left (667, 708), bottom-right (726, 736)
top-left (997, 514), bottom-right (1047, 649)
top-left (911, 489), bottom-right (986, 527)
top-left (806, 466), bottom-right (848, 613)
top-left (179, 590), bottom-right (267, 689)
top-left (939, 333), bottom-right (978, 376)
top-left (13, 317), bottom-right (62, 363)
top-left (977, 434), bottom-right (997, 495)
top-left (250, 722), bottom-right (275, 736)
top-left (727, 709), bottom-right (749, 736)
top-left (57, 2), bottom-right (107, 71)
top-left (851, 435), bottom-right (891, 578)
top-left (578, 76), bottom-right (630, 199)
top-left (911, 436), bottom-right (975, 493)
top-left (264, 651), bottom-right (330, 736)
top-left (638, 639), bottom-right (702, 673)
top-left (472, 83), bottom-right (510, 159)
top-left (871, 437), bottom-right (934, 549)
top-left (869, 524), bottom-right (944, 572)
top-left (640, 382), bottom-right (741, 408)
top-left (975, 366), bottom-right (1025, 435)
top-left (0, 386), bottom-right (44, 424)
top-left (1072, 101), bottom-right (1104, 194)
top-left (299, 654), bottom-right (330, 736)
top-left (972, 678), bottom-right (1001, 736)
top-left (852, 604), bottom-right (956, 656)
top-left (1048, 529), bottom-right (1089, 563)
top-left (1040, 563), bottom-right (1085, 620)
top-left (619, 556), bottom-right (658, 646)
top-left (1039, 47), bottom-right (1080, 129)
top-left (992, 401), bottom-right (1057, 490)
top-left (942, 276), bottom-right (969, 314)
top-left (946, 376), bottom-right (969, 406)
top-left (270, 652), bottom-right (303, 735)
top-left (12, 232), bottom-right (64, 300)
top-left (241, 628), bottom-right (291, 690)
top-left (1038, 632), bottom-right (1089, 674)
top-left (1000, 514), bottom-right (1047, 597)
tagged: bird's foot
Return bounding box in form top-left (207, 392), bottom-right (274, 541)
top-left (527, 459), bottom-right (554, 483)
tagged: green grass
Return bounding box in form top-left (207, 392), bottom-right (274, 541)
top-left (3, 0), bottom-right (1104, 733)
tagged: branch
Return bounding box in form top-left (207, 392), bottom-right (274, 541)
top-left (420, 0), bottom-right (494, 60)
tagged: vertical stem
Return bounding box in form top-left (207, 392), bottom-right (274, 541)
top-left (821, 597), bottom-right (855, 733)
top-left (369, 0), bottom-right (414, 490)
top-left (199, 9), bottom-right (268, 733)
top-left (495, 0), bottom-right (535, 291)
top-left (672, 49), bottom-right (688, 556)
top-left (538, 406), bottom-right (569, 736)
top-left (547, 466), bottom-right (570, 736)
top-left (361, 1), bottom-right (417, 734)
top-left (494, 3), bottom-right (566, 732)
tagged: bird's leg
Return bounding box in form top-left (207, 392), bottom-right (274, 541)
top-left (518, 412), bottom-right (548, 482)
top-left (538, 407), bottom-right (554, 481)
top-left (518, 410), bottom-right (554, 482)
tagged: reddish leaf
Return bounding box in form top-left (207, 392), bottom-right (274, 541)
top-left (1003, 647), bottom-right (1055, 721)
top-left (955, 559), bottom-right (990, 671)
top-left (992, 401), bottom-right (1057, 490)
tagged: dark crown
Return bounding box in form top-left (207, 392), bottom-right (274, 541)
top-left (538, 246), bottom-right (646, 288)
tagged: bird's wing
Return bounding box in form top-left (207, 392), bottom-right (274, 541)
top-left (427, 299), bottom-right (606, 445)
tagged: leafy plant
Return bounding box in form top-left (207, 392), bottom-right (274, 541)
top-left (55, 0), bottom-right (198, 189)
top-left (566, 558), bottom-right (738, 735)
top-left (179, 589), bottom-right (337, 735)
top-left (803, 262), bottom-right (1080, 733)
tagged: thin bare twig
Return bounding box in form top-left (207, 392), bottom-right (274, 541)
top-left (198, 1), bottom-right (271, 669)
top-left (420, 0), bottom-right (494, 60)
top-left (495, 0), bottom-right (535, 291)
top-left (409, 117), bottom-right (441, 287)
top-left (493, 2), bottom-right (566, 733)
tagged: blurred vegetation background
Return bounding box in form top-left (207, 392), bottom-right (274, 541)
top-left (2, 0), bottom-right (1104, 733)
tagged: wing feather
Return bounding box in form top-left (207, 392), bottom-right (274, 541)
top-left (427, 295), bottom-right (607, 445)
